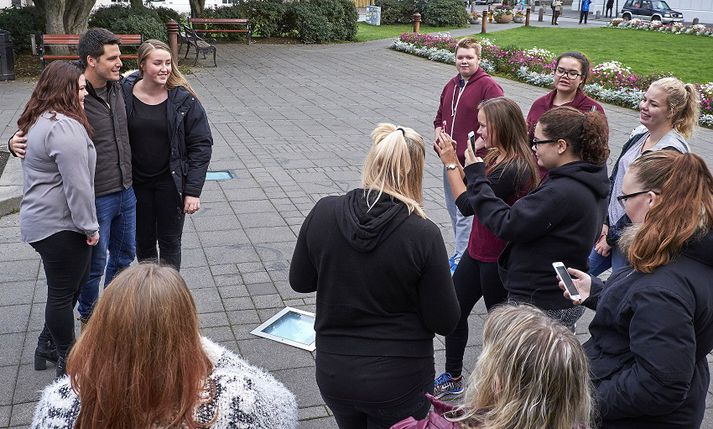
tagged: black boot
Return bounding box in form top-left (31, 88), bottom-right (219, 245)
top-left (34, 326), bottom-right (58, 371)
top-left (55, 355), bottom-right (67, 379)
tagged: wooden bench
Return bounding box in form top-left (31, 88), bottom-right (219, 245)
top-left (188, 18), bottom-right (252, 44)
top-left (37, 34), bottom-right (144, 69)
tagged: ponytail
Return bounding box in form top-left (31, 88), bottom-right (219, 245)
top-left (649, 77), bottom-right (700, 138)
top-left (539, 106), bottom-right (609, 165)
top-left (628, 151), bottom-right (713, 273)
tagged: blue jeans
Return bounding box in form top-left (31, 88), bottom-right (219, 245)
top-left (77, 187), bottom-right (136, 320)
top-left (443, 167), bottom-right (472, 261)
top-left (588, 245), bottom-right (628, 276)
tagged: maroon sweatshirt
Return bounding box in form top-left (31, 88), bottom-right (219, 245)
top-left (434, 68), bottom-right (504, 165)
top-left (526, 88), bottom-right (606, 140)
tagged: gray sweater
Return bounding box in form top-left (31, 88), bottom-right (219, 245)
top-left (20, 112), bottom-right (98, 243)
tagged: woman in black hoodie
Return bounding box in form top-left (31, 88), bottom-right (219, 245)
top-left (562, 151), bottom-right (713, 429)
top-left (290, 123), bottom-right (460, 429)
top-left (440, 106), bottom-right (609, 328)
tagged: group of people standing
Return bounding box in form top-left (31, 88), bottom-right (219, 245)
top-left (290, 36), bottom-right (713, 429)
top-left (10, 29), bottom-right (213, 378)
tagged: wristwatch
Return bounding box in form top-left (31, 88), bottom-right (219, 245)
top-left (446, 163), bottom-right (458, 171)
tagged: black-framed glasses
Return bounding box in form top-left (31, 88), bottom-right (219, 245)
top-left (531, 138), bottom-right (559, 147)
top-left (617, 190), bottom-right (659, 206)
top-left (555, 67), bottom-right (582, 79)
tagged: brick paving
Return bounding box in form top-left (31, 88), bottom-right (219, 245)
top-left (1, 25), bottom-right (712, 427)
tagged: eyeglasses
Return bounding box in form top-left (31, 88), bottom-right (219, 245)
top-left (531, 138), bottom-right (559, 147)
top-left (617, 190), bottom-right (659, 206)
top-left (555, 67), bottom-right (583, 79)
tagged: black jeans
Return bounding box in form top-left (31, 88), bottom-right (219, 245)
top-left (445, 252), bottom-right (506, 377)
top-left (316, 351), bottom-right (433, 429)
top-left (580, 10), bottom-right (589, 23)
top-left (134, 174), bottom-right (185, 270)
top-left (30, 230), bottom-right (91, 357)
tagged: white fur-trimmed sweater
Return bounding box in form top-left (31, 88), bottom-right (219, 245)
top-left (31, 337), bottom-right (298, 429)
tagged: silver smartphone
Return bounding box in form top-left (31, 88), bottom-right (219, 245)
top-left (552, 262), bottom-right (581, 301)
top-left (468, 131), bottom-right (476, 153)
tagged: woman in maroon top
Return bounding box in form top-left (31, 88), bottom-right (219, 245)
top-left (526, 52), bottom-right (606, 141)
top-left (433, 97), bottom-right (540, 398)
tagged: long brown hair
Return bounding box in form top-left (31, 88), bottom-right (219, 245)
top-left (67, 263), bottom-right (214, 428)
top-left (453, 305), bottom-right (592, 429)
top-left (479, 97), bottom-right (540, 192)
top-left (137, 39), bottom-right (198, 98)
top-left (538, 106), bottom-right (609, 165)
top-left (17, 61), bottom-right (92, 136)
top-left (627, 151), bottom-right (713, 273)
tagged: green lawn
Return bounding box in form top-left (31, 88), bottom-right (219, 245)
top-left (470, 27), bottom-right (713, 83)
top-left (356, 22), bottom-right (466, 42)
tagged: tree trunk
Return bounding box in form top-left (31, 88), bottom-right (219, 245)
top-left (64, 0), bottom-right (97, 34)
top-left (190, 0), bottom-right (206, 18)
top-left (35, 0), bottom-right (66, 34)
top-left (130, 0), bottom-right (145, 9)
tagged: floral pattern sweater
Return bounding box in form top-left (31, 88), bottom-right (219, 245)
top-left (31, 337), bottom-right (298, 429)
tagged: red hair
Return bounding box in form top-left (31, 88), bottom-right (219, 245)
top-left (67, 264), bottom-right (214, 428)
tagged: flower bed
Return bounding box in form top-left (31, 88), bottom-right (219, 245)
top-left (608, 18), bottom-right (713, 36)
top-left (391, 32), bottom-right (713, 127)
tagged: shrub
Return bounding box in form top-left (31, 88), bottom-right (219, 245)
top-left (241, 0), bottom-right (288, 38)
top-left (376, 0), bottom-right (428, 25)
top-left (149, 5), bottom-right (183, 24)
top-left (284, 0), bottom-right (358, 43)
top-left (89, 5), bottom-right (167, 42)
top-left (423, 0), bottom-right (468, 27)
top-left (0, 6), bottom-right (45, 53)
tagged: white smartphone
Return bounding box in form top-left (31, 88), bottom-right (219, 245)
top-left (552, 262), bottom-right (581, 301)
top-left (468, 131), bottom-right (476, 153)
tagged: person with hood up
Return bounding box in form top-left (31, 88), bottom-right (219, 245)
top-left (121, 39), bottom-right (213, 271)
top-left (561, 150), bottom-right (713, 429)
top-left (588, 77), bottom-right (698, 276)
top-left (526, 52), bottom-right (605, 142)
top-left (434, 37), bottom-right (504, 273)
top-left (290, 123), bottom-right (460, 429)
top-left (441, 106), bottom-right (609, 329)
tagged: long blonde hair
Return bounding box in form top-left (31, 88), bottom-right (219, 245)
top-left (361, 123), bottom-right (426, 218)
top-left (67, 263), bottom-right (214, 429)
top-left (137, 39), bottom-right (198, 98)
top-left (452, 305), bottom-right (593, 429)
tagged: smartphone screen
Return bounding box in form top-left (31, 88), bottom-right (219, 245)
top-left (468, 131), bottom-right (476, 153)
top-left (552, 262), bottom-right (581, 300)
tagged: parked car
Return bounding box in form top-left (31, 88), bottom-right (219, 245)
top-left (621, 0), bottom-right (683, 23)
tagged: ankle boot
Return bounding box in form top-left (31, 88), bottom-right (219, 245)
top-left (55, 355), bottom-right (67, 379)
top-left (34, 327), bottom-right (59, 371)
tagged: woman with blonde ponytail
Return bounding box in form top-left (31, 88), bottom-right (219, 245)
top-left (562, 150), bottom-right (713, 429)
top-left (290, 123), bottom-right (460, 429)
top-left (589, 76), bottom-right (700, 276)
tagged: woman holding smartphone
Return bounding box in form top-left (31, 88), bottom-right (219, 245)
top-left (562, 151), bottom-right (713, 429)
top-left (440, 106), bottom-right (609, 330)
top-left (18, 61), bottom-right (99, 378)
top-left (433, 97), bottom-right (540, 399)
top-left (122, 40), bottom-right (212, 270)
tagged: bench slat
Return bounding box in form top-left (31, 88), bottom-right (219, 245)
top-left (39, 33), bottom-right (144, 69)
top-left (192, 29), bottom-right (249, 33)
top-left (190, 18), bottom-right (249, 24)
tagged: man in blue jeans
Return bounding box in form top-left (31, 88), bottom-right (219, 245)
top-left (10, 28), bottom-right (135, 325)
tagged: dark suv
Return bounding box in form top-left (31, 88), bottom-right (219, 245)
top-left (621, 0), bottom-right (683, 23)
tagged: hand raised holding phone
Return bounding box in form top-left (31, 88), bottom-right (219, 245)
top-left (554, 263), bottom-right (592, 304)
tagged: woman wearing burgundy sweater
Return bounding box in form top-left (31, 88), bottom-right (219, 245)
top-left (526, 52), bottom-right (606, 141)
top-left (432, 97), bottom-right (540, 399)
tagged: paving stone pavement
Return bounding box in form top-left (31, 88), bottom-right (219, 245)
top-left (1, 28), bottom-right (713, 428)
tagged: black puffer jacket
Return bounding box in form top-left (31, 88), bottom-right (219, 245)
top-left (584, 232), bottom-right (713, 428)
top-left (122, 72), bottom-right (212, 197)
